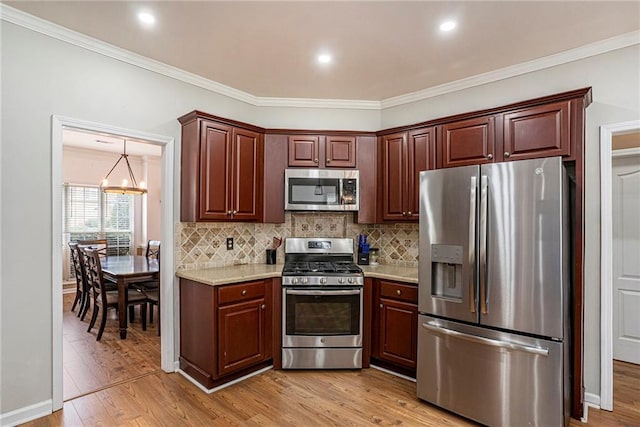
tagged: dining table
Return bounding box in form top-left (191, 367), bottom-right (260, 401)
top-left (101, 255), bottom-right (159, 339)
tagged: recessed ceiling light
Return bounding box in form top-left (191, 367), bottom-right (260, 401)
top-left (440, 20), bottom-right (457, 32)
top-left (317, 54), bottom-right (332, 64)
top-left (138, 11), bottom-right (156, 25)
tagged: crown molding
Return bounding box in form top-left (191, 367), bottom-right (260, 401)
top-left (380, 30), bottom-right (640, 109)
top-left (2, 4), bottom-right (638, 111)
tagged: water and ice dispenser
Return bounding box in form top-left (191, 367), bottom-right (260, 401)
top-left (431, 244), bottom-right (464, 300)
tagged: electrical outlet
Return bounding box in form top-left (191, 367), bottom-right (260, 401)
top-left (226, 237), bottom-right (234, 250)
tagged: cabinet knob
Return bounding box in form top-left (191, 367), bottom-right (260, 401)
top-left (232, 210), bottom-right (237, 215)
top-left (379, 303), bottom-right (384, 309)
top-left (241, 290), bottom-right (247, 296)
top-left (227, 210), bottom-right (232, 215)
top-left (504, 151), bottom-right (511, 158)
top-left (487, 154), bottom-right (493, 160)
top-left (407, 211), bottom-right (412, 216)
top-left (396, 289), bottom-right (402, 296)
top-left (314, 158), bottom-right (319, 163)
top-left (402, 211), bottom-right (407, 216)
top-left (261, 304), bottom-right (266, 309)
top-left (326, 159), bottom-right (331, 163)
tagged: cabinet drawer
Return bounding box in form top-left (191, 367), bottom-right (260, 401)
top-left (380, 281), bottom-right (417, 303)
top-left (218, 280), bottom-right (266, 305)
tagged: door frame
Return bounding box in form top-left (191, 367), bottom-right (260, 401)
top-left (51, 116), bottom-right (175, 410)
top-left (599, 119), bottom-right (640, 411)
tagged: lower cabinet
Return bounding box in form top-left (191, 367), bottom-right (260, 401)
top-left (179, 278), bottom-right (273, 389)
top-left (371, 279), bottom-right (418, 377)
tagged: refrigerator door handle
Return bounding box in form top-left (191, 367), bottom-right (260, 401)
top-left (468, 175), bottom-right (477, 313)
top-left (421, 322), bottom-right (549, 357)
top-left (479, 174), bottom-right (488, 314)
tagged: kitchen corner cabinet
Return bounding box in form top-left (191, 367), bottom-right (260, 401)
top-left (179, 112), bottom-right (264, 222)
top-left (288, 135), bottom-right (356, 168)
top-left (371, 279), bottom-right (418, 377)
top-left (379, 127), bottom-right (435, 222)
top-left (179, 278), bottom-right (273, 389)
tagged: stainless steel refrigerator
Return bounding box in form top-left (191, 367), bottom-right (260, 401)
top-left (417, 156), bottom-right (570, 426)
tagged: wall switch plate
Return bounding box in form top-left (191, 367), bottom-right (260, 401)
top-left (226, 237), bottom-right (234, 250)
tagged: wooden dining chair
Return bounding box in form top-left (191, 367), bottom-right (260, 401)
top-left (133, 240), bottom-right (161, 335)
top-left (68, 242), bottom-right (90, 320)
top-left (81, 247), bottom-right (148, 341)
top-left (76, 238), bottom-right (108, 257)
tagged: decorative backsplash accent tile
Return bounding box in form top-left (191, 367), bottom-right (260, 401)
top-left (176, 212), bottom-right (419, 270)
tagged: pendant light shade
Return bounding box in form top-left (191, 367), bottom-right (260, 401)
top-left (100, 140), bottom-right (147, 195)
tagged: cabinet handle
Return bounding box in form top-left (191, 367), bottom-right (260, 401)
top-left (241, 290), bottom-right (247, 296)
top-left (227, 210), bottom-right (232, 215)
top-left (487, 154), bottom-right (493, 160)
top-left (233, 210), bottom-right (237, 215)
top-left (402, 211), bottom-right (406, 216)
top-left (407, 211), bottom-right (412, 216)
top-left (504, 152), bottom-right (511, 158)
top-left (396, 289), bottom-right (402, 296)
top-left (326, 159), bottom-right (331, 163)
top-left (261, 304), bottom-right (266, 309)
top-left (314, 158), bottom-right (319, 163)
top-left (379, 303), bottom-right (384, 309)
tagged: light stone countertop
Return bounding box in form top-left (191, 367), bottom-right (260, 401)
top-left (175, 263), bottom-right (418, 286)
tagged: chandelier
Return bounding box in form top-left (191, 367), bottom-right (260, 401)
top-left (100, 139), bottom-right (147, 195)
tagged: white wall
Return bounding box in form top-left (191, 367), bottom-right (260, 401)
top-left (382, 45), bottom-right (640, 396)
top-left (1, 15), bottom-right (639, 419)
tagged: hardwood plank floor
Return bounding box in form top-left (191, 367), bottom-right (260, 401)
top-left (61, 292), bottom-right (161, 401)
top-left (27, 295), bottom-right (638, 426)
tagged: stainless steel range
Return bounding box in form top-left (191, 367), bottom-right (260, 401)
top-left (281, 237), bottom-right (364, 369)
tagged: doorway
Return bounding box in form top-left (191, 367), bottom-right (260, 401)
top-left (51, 116), bottom-right (175, 411)
top-left (599, 120), bottom-right (640, 412)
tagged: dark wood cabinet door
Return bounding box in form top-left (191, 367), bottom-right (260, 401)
top-left (217, 297), bottom-right (269, 377)
top-left (378, 298), bottom-right (418, 370)
top-left (503, 101), bottom-right (570, 161)
top-left (325, 136), bottom-right (356, 168)
top-left (440, 116), bottom-right (495, 168)
top-left (288, 136), bottom-right (320, 167)
top-left (407, 127), bottom-right (435, 219)
top-left (231, 128), bottom-right (263, 221)
top-left (198, 121), bottom-right (232, 220)
top-left (380, 132), bottom-right (409, 221)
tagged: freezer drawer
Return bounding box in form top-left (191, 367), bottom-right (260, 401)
top-left (417, 315), bottom-right (567, 427)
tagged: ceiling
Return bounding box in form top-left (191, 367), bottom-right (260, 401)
top-left (5, 1), bottom-right (640, 101)
top-left (64, 129), bottom-right (162, 157)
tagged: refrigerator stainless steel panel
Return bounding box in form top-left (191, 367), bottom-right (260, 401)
top-left (419, 165), bottom-right (479, 323)
top-left (481, 157), bottom-right (567, 338)
top-left (417, 314), bottom-right (566, 427)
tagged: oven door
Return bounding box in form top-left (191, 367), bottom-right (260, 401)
top-left (282, 288), bottom-right (363, 348)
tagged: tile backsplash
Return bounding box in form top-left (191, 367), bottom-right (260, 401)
top-left (176, 213), bottom-right (419, 270)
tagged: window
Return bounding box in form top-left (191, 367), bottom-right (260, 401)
top-left (62, 184), bottom-right (134, 280)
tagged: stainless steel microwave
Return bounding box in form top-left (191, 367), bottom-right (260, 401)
top-left (284, 169), bottom-right (359, 211)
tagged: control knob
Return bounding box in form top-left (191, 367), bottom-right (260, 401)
top-left (301, 277), bottom-right (308, 284)
top-left (320, 277), bottom-right (327, 285)
top-left (291, 277), bottom-right (299, 285)
top-left (348, 277), bottom-right (354, 284)
top-left (338, 277), bottom-right (345, 284)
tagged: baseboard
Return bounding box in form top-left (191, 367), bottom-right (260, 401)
top-left (0, 399), bottom-right (52, 427)
top-left (370, 364), bottom-right (417, 383)
top-left (582, 392), bottom-right (601, 422)
top-left (178, 366), bottom-right (272, 394)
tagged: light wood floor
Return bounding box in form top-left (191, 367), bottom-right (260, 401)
top-left (26, 294), bottom-right (638, 426)
top-left (61, 292), bottom-right (161, 401)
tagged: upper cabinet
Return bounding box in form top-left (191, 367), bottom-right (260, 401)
top-left (379, 127), bottom-right (436, 222)
top-left (179, 111), bottom-right (264, 222)
top-left (439, 116), bottom-right (496, 168)
top-left (502, 100), bottom-right (570, 161)
top-left (288, 135), bottom-right (356, 168)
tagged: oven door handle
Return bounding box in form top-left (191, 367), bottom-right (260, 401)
top-left (285, 289), bottom-right (361, 296)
